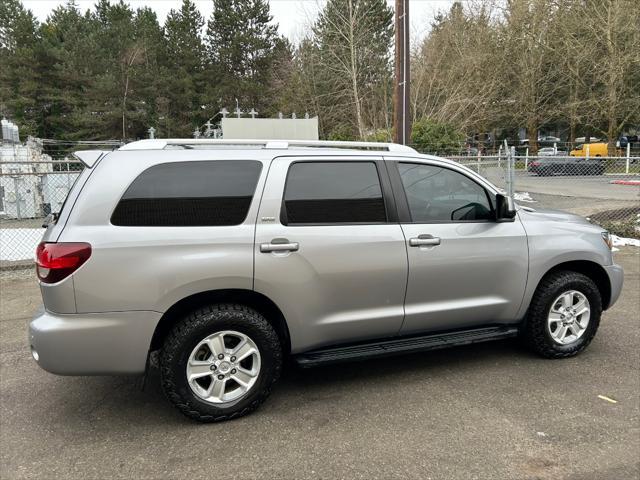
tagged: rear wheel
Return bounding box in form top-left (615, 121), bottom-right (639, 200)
top-left (160, 304), bottom-right (282, 422)
top-left (522, 271), bottom-right (602, 358)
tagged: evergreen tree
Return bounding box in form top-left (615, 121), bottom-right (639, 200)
top-left (131, 7), bottom-right (168, 136)
top-left (38, 1), bottom-right (99, 139)
top-left (204, 0), bottom-right (279, 113)
top-left (263, 36), bottom-right (295, 116)
top-left (83, 1), bottom-right (166, 140)
top-left (0, 0), bottom-right (41, 136)
top-left (164, 0), bottom-right (206, 136)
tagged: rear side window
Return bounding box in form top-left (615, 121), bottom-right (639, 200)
top-left (111, 161), bottom-right (262, 226)
top-left (282, 162), bottom-right (386, 225)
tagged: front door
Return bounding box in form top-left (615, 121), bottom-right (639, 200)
top-left (389, 160), bottom-right (529, 334)
top-left (254, 157), bottom-right (408, 353)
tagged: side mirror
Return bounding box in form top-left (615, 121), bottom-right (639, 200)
top-left (496, 193), bottom-right (516, 221)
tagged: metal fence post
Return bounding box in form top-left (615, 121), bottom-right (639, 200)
top-left (525, 147), bottom-right (529, 170)
top-left (509, 145), bottom-right (516, 198)
top-left (477, 149), bottom-right (481, 174)
top-left (12, 175), bottom-right (21, 219)
top-left (626, 143), bottom-right (631, 174)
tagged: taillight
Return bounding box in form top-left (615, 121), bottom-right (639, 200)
top-left (35, 242), bottom-right (92, 284)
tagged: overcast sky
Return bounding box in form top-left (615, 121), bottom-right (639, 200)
top-left (22, 0), bottom-right (455, 43)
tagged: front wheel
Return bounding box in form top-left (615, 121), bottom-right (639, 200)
top-left (522, 271), bottom-right (602, 358)
top-left (160, 304), bottom-right (282, 422)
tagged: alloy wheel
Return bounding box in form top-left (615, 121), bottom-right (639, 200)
top-left (186, 330), bottom-right (261, 404)
top-left (547, 290), bottom-right (591, 345)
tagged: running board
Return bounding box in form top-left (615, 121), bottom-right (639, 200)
top-left (293, 326), bottom-right (519, 368)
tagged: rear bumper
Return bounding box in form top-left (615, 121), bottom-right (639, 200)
top-left (29, 306), bottom-right (161, 375)
top-left (604, 263), bottom-right (624, 309)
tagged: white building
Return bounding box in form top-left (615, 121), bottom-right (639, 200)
top-left (221, 117), bottom-right (319, 140)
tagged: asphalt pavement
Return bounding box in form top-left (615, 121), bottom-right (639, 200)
top-left (514, 172), bottom-right (639, 202)
top-left (1, 248), bottom-right (639, 479)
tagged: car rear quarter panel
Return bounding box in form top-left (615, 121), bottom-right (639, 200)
top-left (58, 150), bottom-right (269, 314)
top-left (39, 167), bottom-right (97, 314)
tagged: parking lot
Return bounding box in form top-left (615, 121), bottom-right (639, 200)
top-left (0, 248), bottom-right (638, 479)
top-left (515, 172), bottom-right (639, 202)
top-left (512, 173), bottom-right (639, 219)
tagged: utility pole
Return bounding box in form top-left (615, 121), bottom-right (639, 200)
top-left (393, 0), bottom-right (410, 145)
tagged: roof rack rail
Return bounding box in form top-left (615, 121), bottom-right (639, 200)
top-left (119, 138), bottom-right (416, 153)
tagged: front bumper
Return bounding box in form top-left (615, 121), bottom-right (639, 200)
top-left (604, 263), bottom-right (624, 309)
top-left (29, 306), bottom-right (161, 375)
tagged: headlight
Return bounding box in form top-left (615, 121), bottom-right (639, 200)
top-left (601, 231), bottom-right (613, 250)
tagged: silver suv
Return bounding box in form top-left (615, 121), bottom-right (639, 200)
top-left (30, 139), bottom-right (624, 422)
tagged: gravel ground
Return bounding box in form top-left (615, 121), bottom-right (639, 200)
top-left (0, 248), bottom-right (639, 480)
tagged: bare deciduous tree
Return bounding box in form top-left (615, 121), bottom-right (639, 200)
top-left (312, 0), bottom-right (393, 139)
top-left (586, 0), bottom-right (640, 153)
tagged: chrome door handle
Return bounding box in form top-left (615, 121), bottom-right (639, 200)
top-left (409, 235), bottom-right (441, 247)
top-left (260, 240), bottom-right (299, 253)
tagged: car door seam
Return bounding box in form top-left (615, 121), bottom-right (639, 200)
top-left (251, 158), bottom-right (276, 291)
top-left (396, 223), bottom-right (411, 335)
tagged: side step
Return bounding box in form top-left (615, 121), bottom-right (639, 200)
top-left (293, 326), bottom-right (519, 368)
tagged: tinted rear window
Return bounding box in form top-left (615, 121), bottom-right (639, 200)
top-left (111, 160), bottom-right (262, 226)
top-left (282, 162), bottom-right (386, 224)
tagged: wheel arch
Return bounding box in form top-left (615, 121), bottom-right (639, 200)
top-left (149, 289), bottom-right (291, 355)
top-left (538, 260), bottom-right (612, 309)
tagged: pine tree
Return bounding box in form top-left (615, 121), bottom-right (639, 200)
top-left (38, 1), bottom-right (100, 139)
top-left (264, 36), bottom-right (295, 116)
top-left (0, 0), bottom-right (42, 136)
top-left (204, 0), bottom-right (279, 113)
top-left (81, 1), bottom-right (167, 140)
top-left (164, 0), bottom-right (206, 136)
top-left (131, 7), bottom-right (168, 137)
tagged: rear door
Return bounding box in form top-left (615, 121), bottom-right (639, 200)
top-left (254, 156), bottom-right (408, 353)
top-left (388, 159), bottom-right (529, 334)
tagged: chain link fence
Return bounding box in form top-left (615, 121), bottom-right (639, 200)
top-left (1, 139), bottom-right (638, 273)
top-left (448, 152), bottom-right (640, 239)
top-left (0, 139), bottom-right (121, 272)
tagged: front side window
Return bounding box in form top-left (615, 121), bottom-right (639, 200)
top-left (398, 163), bottom-right (493, 222)
top-left (111, 160), bottom-right (262, 226)
top-left (282, 161), bottom-right (386, 225)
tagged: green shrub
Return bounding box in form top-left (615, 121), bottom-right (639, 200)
top-left (365, 129), bottom-right (393, 142)
top-left (598, 220), bottom-right (639, 239)
top-left (326, 124), bottom-right (356, 141)
top-left (411, 118), bottom-right (465, 154)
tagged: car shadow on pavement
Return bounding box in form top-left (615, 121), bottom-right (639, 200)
top-left (272, 339), bottom-right (528, 404)
top-left (38, 338), bottom-right (531, 429)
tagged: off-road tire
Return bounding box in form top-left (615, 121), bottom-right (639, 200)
top-left (522, 271), bottom-right (602, 359)
top-left (160, 304), bottom-right (282, 422)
